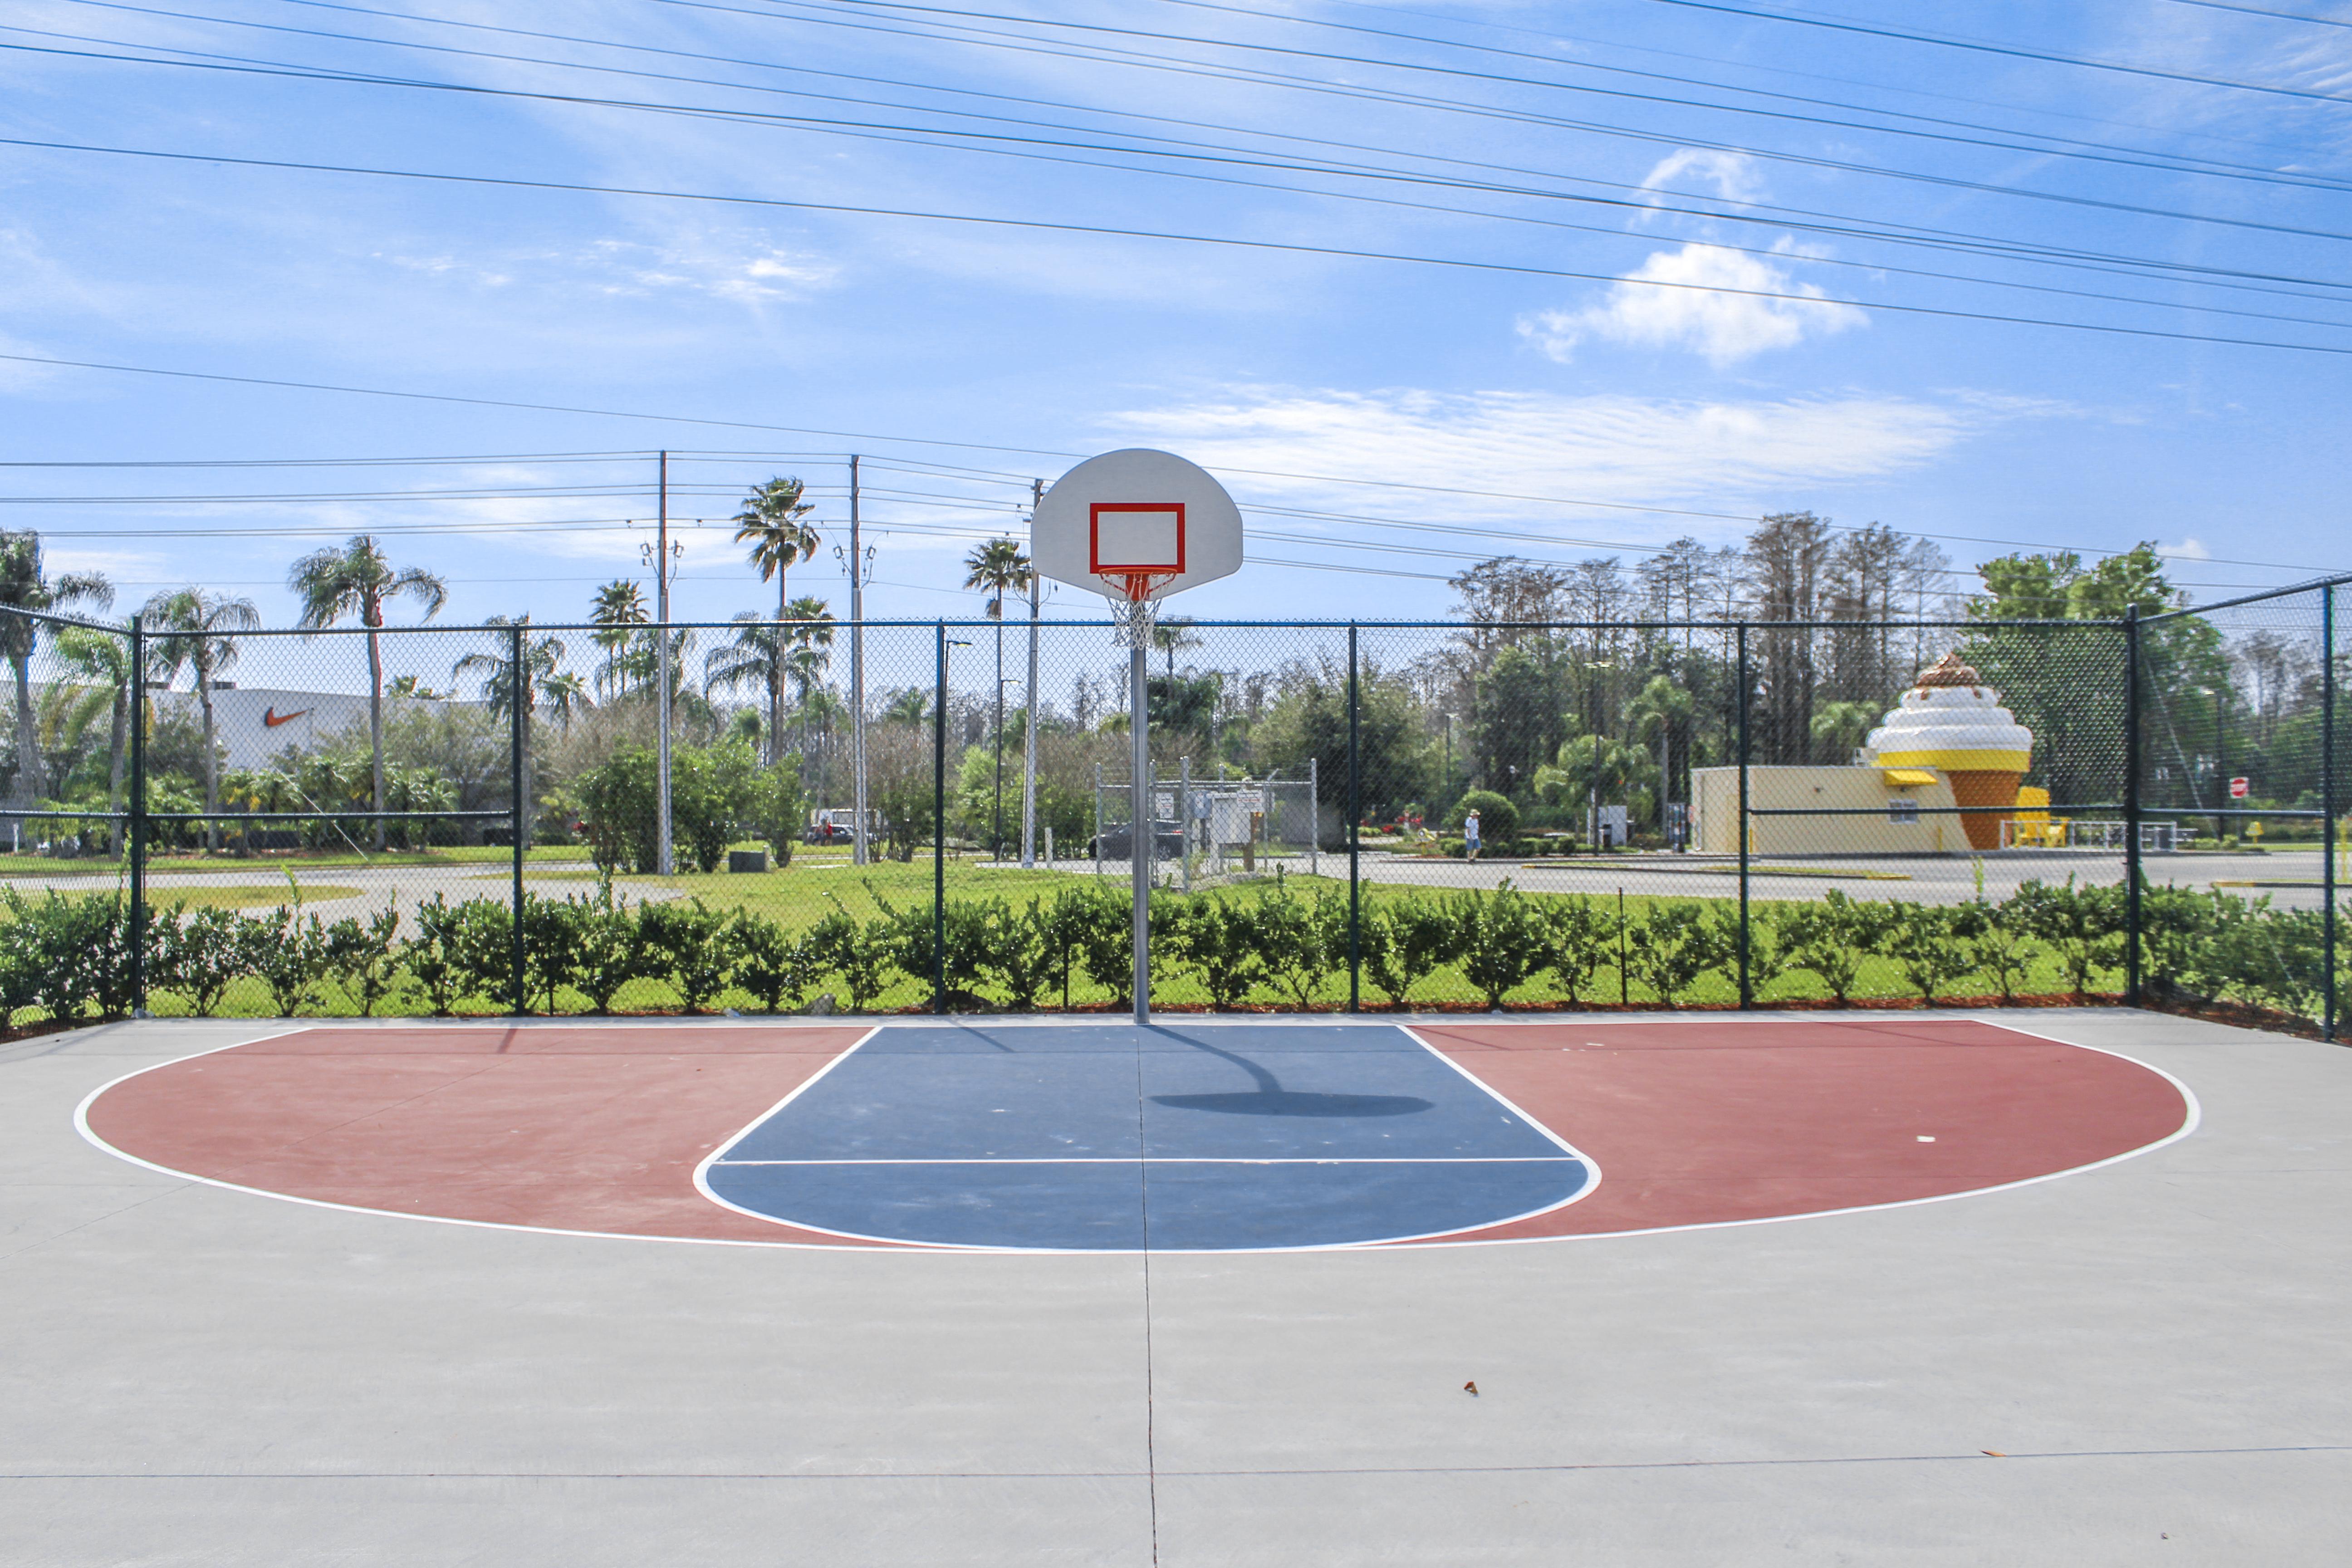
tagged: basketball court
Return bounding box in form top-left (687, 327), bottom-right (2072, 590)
top-left (8, 456), bottom-right (2348, 1561)
top-left (8, 1006), bottom-right (2349, 1563)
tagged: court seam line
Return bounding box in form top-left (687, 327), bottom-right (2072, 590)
top-left (10, 1443), bottom-right (2345, 1482)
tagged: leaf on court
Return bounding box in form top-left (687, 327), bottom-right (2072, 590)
top-left (1982, 1450), bottom-right (2005, 1457)
top-left (1463, 1381), bottom-right (1479, 1396)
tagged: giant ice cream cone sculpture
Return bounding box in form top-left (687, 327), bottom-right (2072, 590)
top-left (1863, 652), bottom-right (2035, 851)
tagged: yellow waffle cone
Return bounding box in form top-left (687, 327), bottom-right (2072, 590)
top-left (1946, 769), bottom-right (2024, 851)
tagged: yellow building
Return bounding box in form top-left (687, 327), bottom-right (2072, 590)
top-left (1690, 765), bottom-right (1962, 855)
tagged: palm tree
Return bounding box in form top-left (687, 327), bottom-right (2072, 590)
top-left (451, 615), bottom-right (568, 720)
top-left (453, 617), bottom-right (569, 843)
top-left (734, 476), bottom-right (820, 627)
top-left (705, 616), bottom-right (789, 760)
top-left (881, 687), bottom-right (931, 726)
top-left (589, 579), bottom-right (650, 699)
top-left (287, 534), bottom-right (448, 850)
top-left (962, 538), bottom-right (1032, 858)
top-left (542, 671), bottom-right (591, 731)
top-left (142, 587), bottom-right (260, 851)
top-left (1151, 615), bottom-right (1202, 680)
top-left (0, 531), bottom-right (112, 811)
top-left (50, 625), bottom-right (135, 850)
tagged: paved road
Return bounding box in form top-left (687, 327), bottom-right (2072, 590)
top-left (4, 844), bottom-right (2334, 925)
top-left (1020, 847), bottom-right (2337, 910)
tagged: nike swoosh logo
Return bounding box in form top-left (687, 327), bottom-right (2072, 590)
top-left (262, 707), bottom-right (312, 728)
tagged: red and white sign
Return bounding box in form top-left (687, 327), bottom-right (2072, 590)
top-left (2228, 776), bottom-right (2250, 799)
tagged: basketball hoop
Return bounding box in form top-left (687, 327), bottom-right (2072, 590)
top-left (1102, 569), bottom-right (1176, 646)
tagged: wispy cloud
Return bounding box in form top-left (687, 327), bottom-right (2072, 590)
top-left (1101, 384), bottom-right (1979, 527)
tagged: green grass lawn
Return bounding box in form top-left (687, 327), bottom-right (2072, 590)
top-left (0, 845), bottom-right (596, 877)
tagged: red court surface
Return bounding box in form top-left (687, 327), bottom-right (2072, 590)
top-left (79, 1016), bottom-right (2191, 1250)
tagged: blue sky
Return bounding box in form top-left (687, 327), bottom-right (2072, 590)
top-left (4, 0), bottom-right (2350, 638)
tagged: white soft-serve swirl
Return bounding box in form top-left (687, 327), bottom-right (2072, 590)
top-left (1863, 685), bottom-right (2034, 768)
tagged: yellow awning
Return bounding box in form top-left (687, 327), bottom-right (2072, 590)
top-left (1880, 768), bottom-right (1938, 786)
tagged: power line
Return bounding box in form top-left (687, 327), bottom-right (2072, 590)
top-left (1632, 0), bottom-right (2352, 102)
top-left (31, 9), bottom-right (2352, 317)
top-left (15, 137), bottom-right (2352, 358)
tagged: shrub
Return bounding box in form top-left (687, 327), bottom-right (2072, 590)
top-left (1362, 896), bottom-right (1459, 1007)
top-left (805, 906), bottom-right (899, 1010)
top-left (322, 902), bottom-right (404, 1016)
top-left (566, 881), bottom-right (647, 1014)
top-left (1452, 789), bottom-right (1519, 847)
top-left (1883, 903), bottom-right (1984, 1006)
top-left (1071, 885), bottom-right (1142, 1007)
top-left (1255, 874), bottom-right (1346, 1007)
top-left (1166, 896), bottom-right (1267, 1010)
top-left (980, 897), bottom-right (1060, 1012)
top-left (1040, 884), bottom-right (1112, 1008)
top-left (1970, 912), bottom-right (2042, 1004)
top-left (731, 911), bottom-right (807, 1014)
top-left (402, 893), bottom-right (472, 1016)
top-left (1455, 882), bottom-right (1544, 1009)
top-left (1780, 891), bottom-right (1896, 1003)
top-left (250, 905), bottom-right (333, 1017)
top-left (2005, 878), bottom-right (2124, 1000)
top-left (1532, 896), bottom-right (1612, 1005)
top-left (638, 897), bottom-right (736, 1012)
top-left (0, 887), bottom-right (137, 1027)
top-left (153, 905), bottom-right (255, 1018)
top-left (1626, 901), bottom-right (1734, 1004)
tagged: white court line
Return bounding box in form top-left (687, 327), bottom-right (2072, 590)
top-left (1387, 1013), bottom-right (2203, 1250)
top-left (69, 1013), bottom-right (2203, 1256)
top-left (691, 1021), bottom-right (1603, 1254)
top-left (712, 1155), bottom-right (1583, 1166)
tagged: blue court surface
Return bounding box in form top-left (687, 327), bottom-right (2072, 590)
top-left (699, 1022), bottom-right (1593, 1250)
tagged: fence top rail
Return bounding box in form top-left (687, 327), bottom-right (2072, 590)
top-left (0, 603), bottom-right (130, 635)
top-left (116, 614), bottom-right (2142, 638)
top-left (2139, 570), bottom-right (2352, 624)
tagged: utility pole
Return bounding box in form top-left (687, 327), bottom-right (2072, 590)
top-left (849, 454), bottom-right (868, 867)
top-left (1021, 477), bottom-right (1042, 869)
top-left (652, 451), bottom-right (675, 876)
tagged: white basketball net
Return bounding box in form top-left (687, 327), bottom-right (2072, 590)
top-left (1101, 572), bottom-right (1169, 648)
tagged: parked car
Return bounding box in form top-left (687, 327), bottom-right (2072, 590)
top-left (1088, 819), bottom-right (1186, 860)
top-left (804, 808), bottom-right (887, 845)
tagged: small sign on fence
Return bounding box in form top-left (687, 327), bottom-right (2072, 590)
top-left (2229, 776), bottom-right (2250, 799)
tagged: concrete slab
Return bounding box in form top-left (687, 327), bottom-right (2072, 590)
top-left (3, 1010), bottom-right (2347, 1564)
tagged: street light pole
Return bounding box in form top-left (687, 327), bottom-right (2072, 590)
top-left (1021, 478), bottom-right (1042, 869)
top-left (653, 451), bottom-right (674, 876)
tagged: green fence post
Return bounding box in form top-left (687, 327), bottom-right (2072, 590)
top-left (935, 620), bottom-right (947, 1015)
top-left (127, 614), bottom-right (147, 1015)
top-left (1736, 622), bottom-right (1752, 1009)
top-left (2323, 583), bottom-right (2337, 1041)
top-left (2124, 607), bottom-right (2143, 1008)
top-left (1347, 621), bottom-right (1361, 1013)
top-left (510, 620), bottom-right (527, 1017)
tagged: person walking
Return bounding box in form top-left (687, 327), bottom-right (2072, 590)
top-left (1463, 807), bottom-right (1482, 862)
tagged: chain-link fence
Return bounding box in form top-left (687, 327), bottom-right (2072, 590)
top-left (0, 582), bottom-right (2339, 1036)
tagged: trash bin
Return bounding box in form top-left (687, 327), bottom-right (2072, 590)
top-left (727, 849), bottom-right (769, 874)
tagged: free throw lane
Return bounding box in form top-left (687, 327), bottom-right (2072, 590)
top-left (700, 1023), bottom-right (1592, 1250)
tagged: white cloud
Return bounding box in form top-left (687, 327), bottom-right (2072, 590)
top-left (1099, 385), bottom-right (1979, 525)
top-left (2164, 537), bottom-right (2213, 561)
top-left (1638, 149), bottom-right (1765, 208)
top-left (1519, 242), bottom-right (1868, 367)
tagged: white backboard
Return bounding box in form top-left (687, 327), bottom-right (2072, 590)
top-left (1031, 449), bottom-right (1243, 604)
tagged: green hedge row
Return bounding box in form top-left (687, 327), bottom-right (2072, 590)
top-left (0, 875), bottom-right (2339, 1027)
